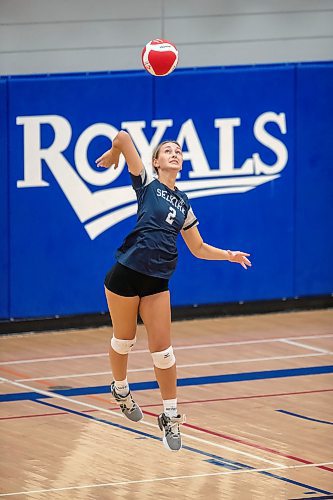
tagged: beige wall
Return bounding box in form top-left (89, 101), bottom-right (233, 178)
top-left (0, 0), bottom-right (332, 75)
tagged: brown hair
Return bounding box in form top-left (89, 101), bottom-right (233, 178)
top-left (152, 140), bottom-right (182, 174)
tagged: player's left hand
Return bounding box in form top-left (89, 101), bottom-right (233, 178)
top-left (227, 250), bottom-right (252, 270)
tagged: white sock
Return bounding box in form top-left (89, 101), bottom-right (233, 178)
top-left (114, 378), bottom-right (129, 396)
top-left (163, 398), bottom-right (178, 418)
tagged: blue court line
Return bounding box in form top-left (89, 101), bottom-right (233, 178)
top-left (277, 410), bottom-right (333, 426)
top-left (33, 400), bottom-right (332, 496)
top-left (206, 457), bottom-right (332, 496)
top-left (205, 458), bottom-right (243, 471)
top-left (1, 364), bottom-right (332, 403)
top-left (289, 495), bottom-right (333, 499)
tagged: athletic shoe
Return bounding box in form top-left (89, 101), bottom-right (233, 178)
top-left (157, 412), bottom-right (185, 451)
top-left (110, 381), bottom-right (143, 422)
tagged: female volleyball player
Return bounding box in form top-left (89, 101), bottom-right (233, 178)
top-left (95, 131), bottom-right (251, 451)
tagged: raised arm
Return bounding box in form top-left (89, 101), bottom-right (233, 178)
top-left (181, 225), bottom-right (251, 269)
top-left (95, 130), bottom-right (144, 176)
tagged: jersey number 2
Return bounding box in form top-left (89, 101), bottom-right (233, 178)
top-left (166, 206), bottom-right (176, 225)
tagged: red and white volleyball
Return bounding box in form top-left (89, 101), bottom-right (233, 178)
top-left (141, 39), bottom-right (178, 76)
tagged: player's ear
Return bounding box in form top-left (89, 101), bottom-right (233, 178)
top-left (153, 157), bottom-right (159, 169)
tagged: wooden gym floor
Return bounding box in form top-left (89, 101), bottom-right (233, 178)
top-left (0, 309), bottom-right (332, 499)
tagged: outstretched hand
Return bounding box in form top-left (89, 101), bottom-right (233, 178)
top-left (95, 147), bottom-right (121, 169)
top-left (227, 250), bottom-right (252, 270)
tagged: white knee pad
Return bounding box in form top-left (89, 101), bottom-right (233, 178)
top-left (111, 336), bottom-right (136, 355)
top-left (151, 346), bottom-right (176, 369)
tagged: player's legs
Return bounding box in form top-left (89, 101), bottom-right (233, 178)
top-left (104, 288), bottom-right (140, 380)
top-left (139, 290), bottom-right (176, 400)
top-left (139, 290), bottom-right (183, 451)
top-left (104, 287), bottom-right (143, 422)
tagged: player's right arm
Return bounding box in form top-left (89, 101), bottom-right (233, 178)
top-left (95, 130), bottom-right (144, 176)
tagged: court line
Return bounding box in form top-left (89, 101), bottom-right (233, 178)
top-left (13, 352), bottom-right (331, 382)
top-left (206, 460), bottom-right (333, 497)
top-left (1, 333), bottom-right (332, 365)
top-left (36, 400), bottom-right (333, 494)
top-left (1, 388), bottom-right (332, 421)
top-left (281, 339), bottom-right (331, 354)
top-left (2, 365), bottom-right (333, 403)
top-left (2, 387), bottom-right (333, 422)
top-left (0, 462), bottom-right (332, 497)
top-left (290, 495), bottom-right (333, 500)
top-left (276, 409), bottom-right (333, 425)
top-left (0, 365), bottom-right (52, 386)
top-left (26, 401), bottom-right (333, 495)
top-left (0, 376), bottom-right (282, 466)
top-left (2, 376), bottom-right (332, 474)
top-left (142, 409), bottom-right (333, 473)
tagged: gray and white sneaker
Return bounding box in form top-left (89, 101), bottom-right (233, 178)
top-left (158, 413), bottom-right (185, 451)
top-left (110, 381), bottom-right (143, 422)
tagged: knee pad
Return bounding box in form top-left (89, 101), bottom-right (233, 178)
top-left (111, 336), bottom-right (136, 355)
top-left (151, 346), bottom-right (175, 369)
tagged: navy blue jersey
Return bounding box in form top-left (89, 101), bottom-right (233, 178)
top-left (116, 167), bottom-right (199, 279)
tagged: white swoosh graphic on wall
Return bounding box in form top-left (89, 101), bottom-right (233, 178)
top-left (177, 174), bottom-right (280, 192)
top-left (45, 152), bottom-right (280, 233)
top-left (85, 175), bottom-right (280, 239)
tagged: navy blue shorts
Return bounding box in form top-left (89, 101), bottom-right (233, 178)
top-left (104, 262), bottom-right (169, 298)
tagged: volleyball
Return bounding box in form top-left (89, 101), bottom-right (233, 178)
top-left (141, 39), bottom-right (178, 76)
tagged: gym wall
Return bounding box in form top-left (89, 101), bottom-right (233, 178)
top-left (0, 62), bottom-right (332, 319)
top-left (1, 0), bottom-right (332, 75)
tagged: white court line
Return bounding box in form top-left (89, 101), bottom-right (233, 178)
top-left (280, 338), bottom-right (331, 354)
top-left (1, 333), bottom-right (332, 366)
top-left (15, 352), bottom-right (330, 382)
top-left (0, 376), bottom-right (283, 467)
top-left (0, 462), bottom-right (332, 497)
top-left (0, 352), bottom-right (107, 365)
